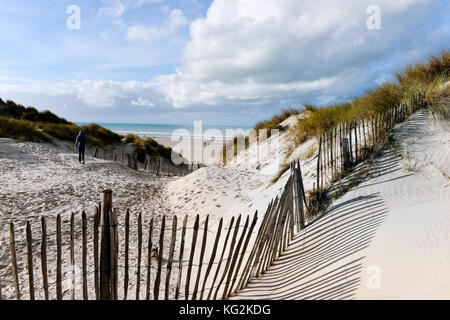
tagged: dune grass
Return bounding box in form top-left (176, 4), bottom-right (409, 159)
top-left (0, 116), bottom-right (51, 142)
top-left (254, 108), bottom-right (301, 135)
top-left (293, 50), bottom-right (449, 145)
top-left (0, 99), bottom-right (70, 124)
top-left (0, 98), bottom-right (173, 160)
top-left (124, 134), bottom-right (173, 162)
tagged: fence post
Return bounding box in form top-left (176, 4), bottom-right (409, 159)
top-left (109, 209), bottom-right (118, 300)
top-left (342, 138), bottom-right (351, 171)
top-left (100, 190), bottom-right (112, 300)
top-left (316, 135), bottom-right (322, 190)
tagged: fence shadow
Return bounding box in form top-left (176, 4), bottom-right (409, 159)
top-left (235, 193), bottom-right (388, 300)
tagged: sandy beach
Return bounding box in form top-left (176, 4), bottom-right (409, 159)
top-left (233, 110), bottom-right (450, 299)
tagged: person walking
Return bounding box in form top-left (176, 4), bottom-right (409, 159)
top-left (75, 130), bottom-right (87, 164)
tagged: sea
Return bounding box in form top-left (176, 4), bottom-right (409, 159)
top-left (76, 122), bottom-right (253, 142)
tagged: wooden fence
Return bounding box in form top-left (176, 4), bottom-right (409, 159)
top-left (0, 95), bottom-right (423, 300)
top-left (93, 147), bottom-right (204, 176)
top-left (1, 162), bottom-right (308, 301)
top-left (314, 94), bottom-right (422, 191)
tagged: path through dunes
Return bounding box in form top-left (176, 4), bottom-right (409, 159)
top-left (233, 110), bottom-right (450, 300)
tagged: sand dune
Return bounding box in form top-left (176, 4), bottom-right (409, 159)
top-left (234, 110), bottom-right (450, 299)
top-left (0, 138), bottom-right (175, 299)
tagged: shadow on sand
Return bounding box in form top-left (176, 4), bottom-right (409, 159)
top-left (235, 111), bottom-right (429, 300)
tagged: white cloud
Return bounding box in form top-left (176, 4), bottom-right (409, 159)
top-left (126, 25), bottom-right (160, 42)
top-left (126, 9), bottom-right (188, 43)
top-left (98, 0), bottom-right (125, 17)
top-left (0, 79), bottom-right (158, 107)
top-left (148, 0), bottom-right (434, 108)
top-left (2, 0), bottom-right (446, 119)
top-left (135, 0), bottom-right (165, 6)
top-left (131, 97), bottom-right (155, 107)
top-left (169, 9), bottom-right (188, 29)
top-left (99, 0), bottom-right (166, 17)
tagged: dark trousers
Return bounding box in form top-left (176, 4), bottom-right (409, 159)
top-left (78, 146), bottom-right (85, 162)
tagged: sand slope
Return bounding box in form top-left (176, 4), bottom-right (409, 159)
top-left (0, 138), bottom-right (174, 299)
top-left (234, 110), bottom-right (450, 299)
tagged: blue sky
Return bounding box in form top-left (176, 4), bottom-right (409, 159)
top-left (0, 0), bottom-right (449, 126)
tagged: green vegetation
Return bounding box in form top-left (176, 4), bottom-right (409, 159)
top-left (254, 108), bottom-right (301, 135)
top-left (0, 116), bottom-right (51, 142)
top-left (0, 99), bottom-right (70, 124)
top-left (124, 134), bottom-right (173, 162)
top-left (222, 51), bottom-right (449, 166)
top-left (295, 50), bottom-right (449, 145)
top-left (0, 98), bottom-right (173, 160)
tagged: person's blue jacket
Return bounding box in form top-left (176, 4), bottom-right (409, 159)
top-left (75, 131), bottom-right (87, 148)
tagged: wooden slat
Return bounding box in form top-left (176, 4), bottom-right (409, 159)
top-left (354, 120), bottom-right (358, 161)
top-left (25, 221), bottom-right (34, 300)
top-left (9, 222), bottom-right (20, 300)
top-left (268, 181), bottom-right (290, 266)
top-left (145, 217), bottom-right (153, 300)
top-left (260, 189), bottom-right (286, 274)
top-left (199, 218), bottom-right (223, 300)
top-left (213, 215), bottom-right (241, 300)
top-left (206, 217), bottom-right (235, 300)
top-left (70, 212), bottom-right (75, 299)
top-left (165, 216), bottom-right (177, 300)
top-left (124, 209), bottom-right (130, 300)
top-left (227, 211), bottom-right (258, 297)
top-left (82, 211), bottom-right (88, 300)
top-left (316, 135), bottom-right (322, 190)
top-left (56, 214), bottom-right (62, 300)
top-left (154, 215), bottom-right (166, 300)
top-left (40, 217), bottom-right (49, 300)
top-left (192, 215), bottom-right (209, 300)
top-left (9, 223), bottom-right (21, 300)
top-left (330, 129), bottom-right (334, 180)
top-left (274, 181), bottom-right (290, 261)
top-left (112, 209), bottom-right (119, 300)
top-left (222, 215), bottom-right (249, 299)
top-left (256, 197), bottom-right (281, 277)
top-left (185, 214), bottom-right (200, 300)
top-left (292, 165), bottom-right (301, 232)
top-left (99, 191), bottom-right (112, 300)
top-left (136, 212), bottom-right (142, 300)
top-left (93, 208), bottom-right (99, 300)
top-left (238, 200), bottom-right (274, 291)
top-left (175, 215), bottom-right (188, 300)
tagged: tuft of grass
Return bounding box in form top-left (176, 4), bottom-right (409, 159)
top-left (270, 163), bottom-right (291, 185)
top-left (0, 116), bottom-right (51, 142)
top-left (255, 108), bottom-right (301, 137)
top-left (301, 142), bottom-right (318, 161)
top-left (81, 123), bottom-right (122, 145)
top-left (36, 122), bottom-right (80, 142)
top-left (0, 99), bottom-right (70, 124)
top-left (125, 134), bottom-right (174, 162)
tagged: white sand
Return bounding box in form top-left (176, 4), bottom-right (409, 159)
top-left (0, 138), bottom-right (176, 299)
top-left (233, 109), bottom-right (450, 299)
top-left (2, 108), bottom-right (448, 300)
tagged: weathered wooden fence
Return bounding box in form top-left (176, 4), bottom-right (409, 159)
top-left (1, 162), bottom-right (308, 301)
top-left (0, 95), bottom-right (423, 300)
top-left (93, 147), bottom-right (205, 176)
top-left (314, 94), bottom-right (423, 191)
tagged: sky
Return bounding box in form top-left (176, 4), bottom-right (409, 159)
top-left (0, 0), bottom-right (448, 126)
